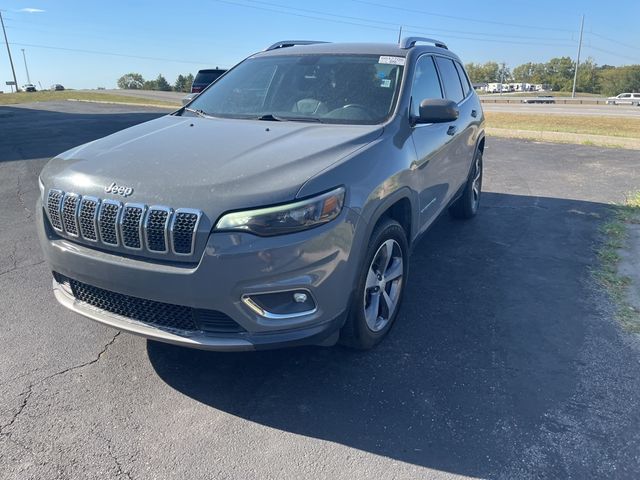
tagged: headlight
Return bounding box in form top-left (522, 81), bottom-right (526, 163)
top-left (215, 187), bottom-right (345, 236)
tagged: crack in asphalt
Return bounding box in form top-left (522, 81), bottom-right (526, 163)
top-left (4, 242), bottom-right (18, 274)
top-left (0, 331), bottom-right (121, 438)
top-left (0, 259), bottom-right (45, 278)
top-left (15, 172), bottom-right (33, 220)
top-left (105, 434), bottom-right (134, 480)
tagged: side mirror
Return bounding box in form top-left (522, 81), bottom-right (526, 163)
top-left (181, 92), bottom-right (199, 106)
top-left (414, 99), bottom-right (459, 124)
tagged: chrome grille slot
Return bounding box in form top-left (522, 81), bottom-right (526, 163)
top-left (62, 193), bottom-right (80, 236)
top-left (120, 204), bottom-right (145, 250)
top-left (145, 207), bottom-right (171, 252)
top-left (46, 189), bottom-right (64, 231)
top-left (79, 197), bottom-right (99, 241)
top-left (98, 200), bottom-right (121, 246)
top-left (171, 209), bottom-right (201, 255)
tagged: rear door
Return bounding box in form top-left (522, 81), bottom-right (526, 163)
top-left (433, 56), bottom-right (476, 195)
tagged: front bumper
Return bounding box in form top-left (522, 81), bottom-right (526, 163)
top-left (37, 201), bottom-right (365, 351)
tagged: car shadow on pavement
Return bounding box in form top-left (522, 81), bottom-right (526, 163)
top-left (147, 192), bottom-right (622, 477)
top-left (0, 105), bottom-right (166, 163)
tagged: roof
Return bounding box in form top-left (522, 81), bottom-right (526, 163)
top-left (253, 41), bottom-right (458, 60)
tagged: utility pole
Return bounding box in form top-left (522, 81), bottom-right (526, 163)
top-left (0, 10), bottom-right (19, 91)
top-left (21, 48), bottom-right (31, 84)
top-left (499, 62), bottom-right (506, 96)
top-left (571, 15), bottom-right (584, 99)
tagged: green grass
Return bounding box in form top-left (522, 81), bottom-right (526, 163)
top-left (485, 112), bottom-right (640, 138)
top-left (0, 90), bottom-right (178, 107)
top-left (594, 192), bottom-right (640, 333)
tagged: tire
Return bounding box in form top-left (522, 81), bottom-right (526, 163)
top-left (340, 218), bottom-right (409, 349)
top-left (449, 148), bottom-right (483, 219)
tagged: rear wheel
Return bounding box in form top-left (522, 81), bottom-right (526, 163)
top-left (449, 148), bottom-right (483, 219)
top-left (340, 218), bottom-right (408, 349)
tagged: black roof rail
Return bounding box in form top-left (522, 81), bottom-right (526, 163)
top-left (399, 36), bottom-right (448, 50)
top-left (265, 40), bottom-right (329, 51)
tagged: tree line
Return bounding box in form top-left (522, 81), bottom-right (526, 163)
top-left (464, 58), bottom-right (639, 95)
top-left (117, 73), bottom-right (195, 93)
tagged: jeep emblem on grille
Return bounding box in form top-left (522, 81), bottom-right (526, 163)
top-left (104, 182), bottom-right (133, 197)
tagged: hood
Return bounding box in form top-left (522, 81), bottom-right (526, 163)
top-left (40, 114), bottom-right (382, 221)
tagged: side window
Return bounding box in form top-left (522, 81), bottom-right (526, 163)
top-left (454, 61), bottom-right (471, 97)
top-left (435, 57), bottom-right (465, 104)
top-left (410, 55), bottom-right (443, 117)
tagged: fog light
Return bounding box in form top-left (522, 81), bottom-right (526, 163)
top-left (293, 292), bottom-right (308, 303)
top-left (242, 290), bottom-right (316, 319)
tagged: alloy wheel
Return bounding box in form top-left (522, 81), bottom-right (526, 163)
top-left (363, 239), bottom-right (404, 332)
top-left (471, 153), bottom-right (483, 210)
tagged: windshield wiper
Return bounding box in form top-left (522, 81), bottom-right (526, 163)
top-left (257, 113), bottom-right (324, 123)
top-left (287, 116), bottom-right (324, 123)
top-left (184, 107), bottom-right (209, 118)
top-left (257, 113), bottom-right (287, 121)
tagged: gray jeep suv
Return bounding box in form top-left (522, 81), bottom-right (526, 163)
top-left (37, 37), bottom-right (485, 351)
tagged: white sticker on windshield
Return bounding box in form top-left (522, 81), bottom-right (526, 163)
top-left (379, 56), bottom-right (405, 66)
top-left (380, 79), bottom-right (392, 88)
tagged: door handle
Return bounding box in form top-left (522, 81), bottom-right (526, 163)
top-left (471, 109), bottom-right (478, 118)
top-left (447, 125), bottom-right (457, 136)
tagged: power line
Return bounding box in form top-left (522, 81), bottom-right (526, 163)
top-left (401, 28), bottom-right (575, 48)
top-left (8, 42), bottom-right (213, 65)
top-left (587, 31), bottom-right (636, 52)
top-left (211, 0), bottom-right (576, 49)
top-left (212, 0), bottom-right (395, 33)
top-left (241, 0), bottom-right (573, 43)
top-left (350, 0), bottom-right (575, 33)
top-left (583, 45), bottom-right (639, 63)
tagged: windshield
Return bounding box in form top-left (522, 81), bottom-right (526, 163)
top-left (188, 54), bottom-right (404, 125)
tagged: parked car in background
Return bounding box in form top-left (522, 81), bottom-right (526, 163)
top-left (37, 37), bottom-right (485, 351)
top-left (182, 68), bottom-right (228, 106)
top-left (522, 95), bottom-right (556, 104)
top-left (50, 84), bottom-right (65, 91)
top-left (606, 93), bottom-right (640, 106)
top-left (191, 68), bottom-right (226, 93)
top-left (22, 84), bottom-right (36, 92)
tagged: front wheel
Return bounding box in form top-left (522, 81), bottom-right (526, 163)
top-left (449, 148), bottom-right (483, 219)
top-left (340, 218), bottom-right (409, 349)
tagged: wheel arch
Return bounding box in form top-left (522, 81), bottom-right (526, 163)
top-left (361, 187), bottom-right (417, 253)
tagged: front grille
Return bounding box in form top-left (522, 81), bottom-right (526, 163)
top-left (79, 197), bottom-right (99, 241)
top-left (172, 210), bottom-right (200, 255)
top-left (98, 201), bottom-right (121, 246)
top-left (62, 194), bottom-right (80, 236)
top-left (45, 189), bottom-right (202, 257)
top-left (121, 205), bottom-right (144, 249)
top-left (46, 190), bottom-right (64, 231)
top-left (197, 309), bottom-right (245, 333)
top-left (145, 208), bottom-right (170, 252)
top-left (54, 273), bottom-right (243, 334)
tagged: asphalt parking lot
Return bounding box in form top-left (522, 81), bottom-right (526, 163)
top-left (1, 101), bottom-right (640, 480)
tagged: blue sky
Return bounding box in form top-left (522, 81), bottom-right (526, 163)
top-left (0, 0), bottom-right (638, 91)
